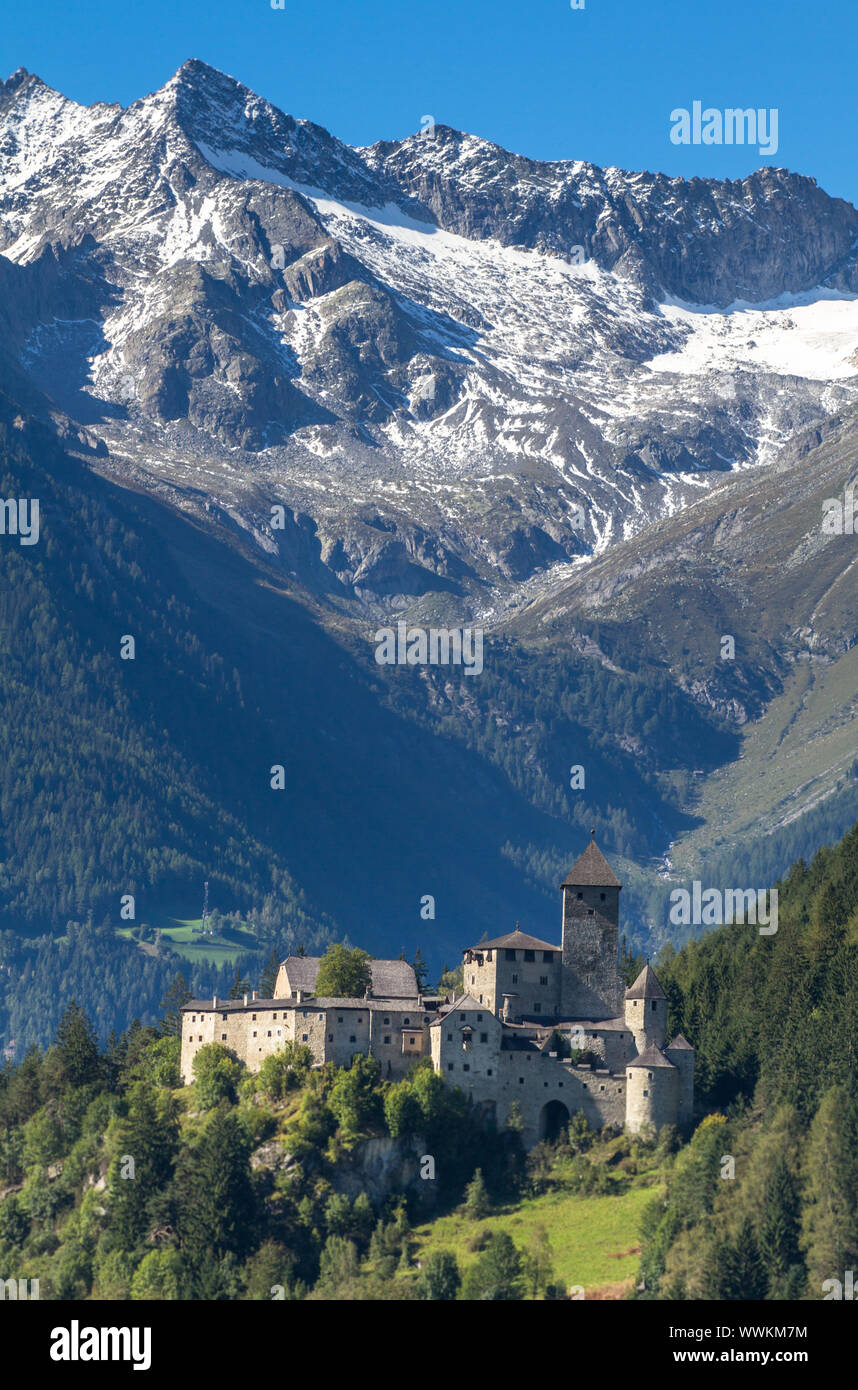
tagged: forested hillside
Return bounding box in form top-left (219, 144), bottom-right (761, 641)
top-left (639, 821), bottom-right (858, 1297)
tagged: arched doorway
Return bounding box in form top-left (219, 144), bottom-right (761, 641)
top-left (539, 1099), bottom-right (570, 1143)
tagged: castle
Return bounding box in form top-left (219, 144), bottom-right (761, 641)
top-left (180, 840), bottom-right (694, 1147)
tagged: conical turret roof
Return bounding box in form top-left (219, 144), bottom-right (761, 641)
top-left (561, 839), bottom-right (621, 888)
top-left (624, 964), bottom-right (666, 1000)
top-left (627, 1043), bottom-right (676, 1069)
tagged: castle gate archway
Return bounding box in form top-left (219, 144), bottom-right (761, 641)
top-left (539, 1099), bottom-right (570, 1143)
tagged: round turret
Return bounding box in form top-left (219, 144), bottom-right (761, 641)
top-left (625, 1044), bottom-right (679, 1135)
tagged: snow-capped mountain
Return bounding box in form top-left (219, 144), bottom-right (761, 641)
top-left (3, 58), bottom-right (858, 614)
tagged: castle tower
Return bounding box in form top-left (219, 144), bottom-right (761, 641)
top-left (624, 964), bottom-right (667, 1052)
top-left (665, 1034), bottom-right (695, 1130)
top-left (625, 1044), bottom-right (679, 1135)
top-left (560, 838), bottom-right (622, 1019)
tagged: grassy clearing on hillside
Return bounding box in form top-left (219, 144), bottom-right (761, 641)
top-left (114, 917), bottom-right (260, 966)
top-left (408, 1182), bottom-right (659, 1296)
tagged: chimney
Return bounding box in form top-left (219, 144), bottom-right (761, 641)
top-left (252, 989), bottom-right (258, 1001)
top-left (296, 990), bottom-right (304, 1003)
top-left (212, 995), bottom-right (218, 1008)
top-left (243, 993), bottom-right (249, 1006)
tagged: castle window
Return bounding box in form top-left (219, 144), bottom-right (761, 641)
top-left (533, 1003), bottom-right (541, 1014)
top-left (221, 1034), bottom-right (227, 1041)
top-left (302, 1034), bottom-right (308, 1042)
top-left (447, 1032), bottom-right (453, 1041)
top-left (318, 1013), bottom-right (324, 1020)
top-left (222, 1013), bottom-right (227, 1021)
top-left (643, 1089), bottom-right (649, 1097)
top-left (544, 1081), bottom-right (549, 1088)
top-left (576, 892), bottom-right (582, 900)
top-left (479, 995), bottom-right (483, 1003)
top-left (350, 1035), bottom-right (356, 1043)
top-left (447, 1063), bottom-right (453, 1071)
top-left (524, 950), bottom-right (535, 962)
top-left (542, 951), bottom-right (553, 963)
top-left (384, 1017), bottom-right (390, 1026)
top-left (600, 892), bottom-right (606, 901)
top-left (252, 1014), bottom-right (257, 1021)
top-left (519, 1077), bottom-right (524, 1084)
top-left (273, 1014), bottom-right (277, 1020)
top-left (583, 1083), bottom-right (588, 1090)
top-left (505, 949), bottom-right (516, 961)
top-left (404, 1018), bottom-right (410, 1026)
top-left (198, 1035), bottom-right (202, 1042)
top-left (540, 976), bottom-right (548, 986)
top-left (328, 1034), bottom-right (333, 1042)
top-left (252, 1031), bottom-right (257, 1038)
top-left (651, 1000), bottom-right (657, 1011)
top-left (384, 1035), bottom-right (391, 1044)
top-left (559, 1082), bottom-right (563, 1088)
top-left (470, 976), bottom-right (475, 985)
top-left (512, 974), bottom-right (518, 985)
top-left (192, 1015), bottom-right (196, 1022)
top-left (480, 1032), bottom-right (488, 1043)
top-left (477, 1013), bottom-right (483, 1022)
top-left (599, 1085), bottom-right (605, 1091)
top-left (486, 950), bottom-right (492, 961)
top-left (463, 1064), bottom-right (470, 1072)
top-left (337, 1017), bottom-right (343, 1023)
top-left (267, 1031), bottom-right (272, 1038)
top-left (648, 1072), bottom-right (653, 1079)
top-left (487, 1069), bottom-right (493, 1076)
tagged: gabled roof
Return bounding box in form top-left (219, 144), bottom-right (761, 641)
top-left (627, 1044), bottom-right (676, 1070)
top-left (624, 964), bottom-right (666, 1001)
top-left (561, 840), bottom-right (621, 888)
top-left (279, 956), bottom-right (419, 999)
top-left (438, 993), bottom-right (485, 1014)
top-left (465, 926), bottom-right (560, 953)
top-left (667, 1033), bottom-right (694, 1051)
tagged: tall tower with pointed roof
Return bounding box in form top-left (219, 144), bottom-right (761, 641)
top-left (560, 838), bottom-right (622, 1019)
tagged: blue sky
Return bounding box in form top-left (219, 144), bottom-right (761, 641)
top-left (3, 0), bottom-right (857, 204)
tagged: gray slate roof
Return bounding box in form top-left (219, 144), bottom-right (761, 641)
top-left (561, 840), bottom-right (622, 888)
top-left (279, 956), bottom-right (419, 999)
top-left (465, 927), bottom-right (560, 953)
top-left (627, 1044), bottom-right (676, 1069)
top-left (667, 1033), bottom-right (694, 1051)
top-left (625, 964), bottom-right (666, 1000)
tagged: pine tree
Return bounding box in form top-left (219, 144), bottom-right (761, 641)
top-left (758, 1154), bottom-right (803, 1291)
top-left (411, 947), bottom-right (429, 992)
top-left (55, 1001), bottom-right (100, 1088)
top-left (259, 948), bottom-right (280, 999)
top-left (464, 1168), bottom-right (490, 1220)
top-left (159, 973), bottom-right (191, 1037)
